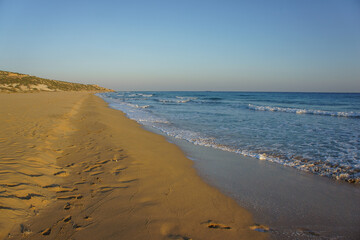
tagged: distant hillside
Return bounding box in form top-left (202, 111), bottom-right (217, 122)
top-left (0, 70), bottom-right (113, 93)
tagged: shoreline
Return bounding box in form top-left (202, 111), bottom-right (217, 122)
top-left (1, 92), bottom-right (267, 239)
top-left (162, 133), bottom-right (360, 239)
top-left (99, 90), bottom-right (360, 239)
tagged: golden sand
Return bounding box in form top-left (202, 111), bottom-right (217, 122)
top-left (0, 92), bottom-right (268, 239)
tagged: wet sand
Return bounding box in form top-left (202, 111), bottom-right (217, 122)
top-left (160, 134), bottom-right (360, 239)
top-left (0, 92), bottom-right (267, 240)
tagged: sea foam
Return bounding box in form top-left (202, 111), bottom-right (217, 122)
top-left (97, 91), bottom-right (360, 184)
top-left (248, 104), bottom-right (360, 118)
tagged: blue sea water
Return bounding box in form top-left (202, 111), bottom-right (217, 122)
top-left (98, 92), bottom-right (360, 183)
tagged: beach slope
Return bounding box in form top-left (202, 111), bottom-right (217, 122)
top-left (0, 92), bottom-right (267, 240)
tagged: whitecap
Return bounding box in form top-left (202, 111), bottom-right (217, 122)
top-left (139, 94), bottom-right (153, 97)
top-left (176, 99), bottom-right (190, 103)
top-left (127, 103), bottom-right (151, 109)
top-left (176, 96), bottom-right (198, 100)
top-left (248, 104), bottom-right (360, 118)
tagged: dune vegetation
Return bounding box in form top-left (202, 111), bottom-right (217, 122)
top-left (0, 70), bottom-right (113, 92)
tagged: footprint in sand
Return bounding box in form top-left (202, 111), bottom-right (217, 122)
top-left (63, 215), bottom-right (72, 223)
top-left (249, 224), bottom-right (271, 232)
top-left (72, 223), bottom-right (82, 230)
top-left (203, 220), bottom-right (231, 230)
top-left (41, 228), bottom-right (51, 236)
top-left (207, 223), bottom-right (231, 230)
top-left (64, 202), bottom-right (71, 210)
top-left (54, 170), bottom-right (69, 177)
top-left (65, 163), bottom-right (75, 168)
top-left (57, 194), bottom-right (83, 200)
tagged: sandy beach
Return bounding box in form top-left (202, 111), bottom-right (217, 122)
top-left (0, 92), bottom-right (268, 240)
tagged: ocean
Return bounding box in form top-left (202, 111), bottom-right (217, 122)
top-left (98, 91), bottom-right (360, 184)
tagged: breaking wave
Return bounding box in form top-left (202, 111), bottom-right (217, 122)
top-left (248, 104), bottom-right (360, 118)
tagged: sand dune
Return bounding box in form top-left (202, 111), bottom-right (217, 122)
top-left (0, 92), bottom-right (268, 239)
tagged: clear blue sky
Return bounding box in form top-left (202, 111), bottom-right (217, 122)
top-left (0, 0), bottom-right (359, 91)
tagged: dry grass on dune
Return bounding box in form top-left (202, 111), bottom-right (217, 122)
top-left (0, 70), bottom-right (113, 93)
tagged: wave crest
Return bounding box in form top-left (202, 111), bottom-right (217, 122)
top-left (248, 104), bottom-right (360, 118)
